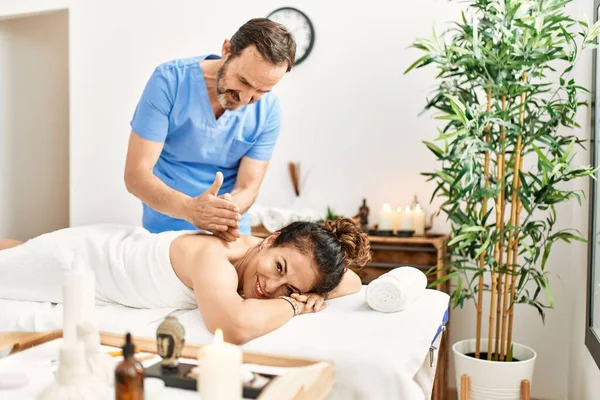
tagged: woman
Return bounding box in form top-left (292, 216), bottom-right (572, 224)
top-left (0, 218), bottom-right (371, 344)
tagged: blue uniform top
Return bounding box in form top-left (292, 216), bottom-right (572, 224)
top-left (130, 55), bottom-right (281, 234)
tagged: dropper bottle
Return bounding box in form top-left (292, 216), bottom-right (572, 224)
top-left (115, 332), bottom-right (144, 399)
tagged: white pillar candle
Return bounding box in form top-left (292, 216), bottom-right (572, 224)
top-left (197, 329), bottom-right (242, 400)
top-left (62, 258), bottom-right (95, 346)
top-left (379, 203), bottom-right (393, 231)
top-left (413, 203), bottom-right (426, 236)
top-left (391, 207), bottom-right (402, 232)
top-left (399, 206), bottom-right (414, 231)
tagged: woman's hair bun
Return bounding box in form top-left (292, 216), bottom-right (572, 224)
top-left (323, 218), bottom-right (372, 267)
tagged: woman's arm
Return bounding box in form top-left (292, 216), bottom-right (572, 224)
top-left (327, 268), bottom-right (362, 299)
top-left (290, 269), bottom-right (363, 312)
top-left (190, 251), bottom-right (305, 345)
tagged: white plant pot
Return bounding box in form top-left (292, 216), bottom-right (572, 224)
top-left (453, 339), bottom-right (536, 400)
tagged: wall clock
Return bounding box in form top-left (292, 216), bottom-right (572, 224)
top-left (267, 7), bottom-right (315, 66)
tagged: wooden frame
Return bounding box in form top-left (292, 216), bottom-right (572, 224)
top-left (0, 330), bottom-right (334, 400)
top-left (587, 0), bottom-right (600, 372)
top-left (459, 375), bottom-right (530, 400)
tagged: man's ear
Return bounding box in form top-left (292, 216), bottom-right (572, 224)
top-left (260, 232), bottom-right (281, 250)
top-left (221, 39), bottom-right (232, 59)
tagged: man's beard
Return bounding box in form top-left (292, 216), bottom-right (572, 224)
top-left (216, 59), bottom-right (239, 110)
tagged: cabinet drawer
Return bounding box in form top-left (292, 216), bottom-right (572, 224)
top-left (370, 244), bottom-right (438, 266)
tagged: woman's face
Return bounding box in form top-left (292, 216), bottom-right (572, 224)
top-left (241, 240), bottom-right (319, 300)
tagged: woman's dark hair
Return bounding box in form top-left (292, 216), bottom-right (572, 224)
top-left (273, 218), bottom-right (372, 295)
top-left (230, 18), bottom-right (297, 72)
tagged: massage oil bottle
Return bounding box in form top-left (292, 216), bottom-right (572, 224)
top-left (115, 332), bottom-right (144, 400)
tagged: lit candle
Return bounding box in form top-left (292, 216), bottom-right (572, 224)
top-left (62, 258), bottom-right (95, 345)
top-left (413, 203), bottom-right (426, 236)
top-left (392, 207), bottom-right (402, 232)
top-left (379, 203), bottom-right (393, 231)
top-left (197, 329), bottom-right (242, 400)
top-left (399, 205), bottom-right (414, 231)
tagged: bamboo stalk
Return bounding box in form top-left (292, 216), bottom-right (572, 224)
top-left (501, 73), bottom-right (527, 361)
top-left (494, 95), bottom-right (507, 359)
top-left (507, 154), bottom-right (524, 356)
top-left (488, 95), bottom-right (507, 360)
top-left (476, 87), bottom-right (492, 358)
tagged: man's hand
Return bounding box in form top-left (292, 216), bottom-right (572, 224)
top-left (291, 293), bottom-right (327, 313)
top-left (185, 172), bottom-right (241, 232)
top-left (211, 193), bottom-right (242, 242)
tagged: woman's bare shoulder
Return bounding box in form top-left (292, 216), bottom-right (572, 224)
top-left (170, 233), bottom-right (233, 287)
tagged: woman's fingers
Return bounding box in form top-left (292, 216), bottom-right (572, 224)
top-left (314, 297), bottom-right (325, 311)
top-left (291, 293), bottom-right (308, 302)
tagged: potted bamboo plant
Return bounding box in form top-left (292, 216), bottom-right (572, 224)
top-left (405, 0), bottom-right (600, 397)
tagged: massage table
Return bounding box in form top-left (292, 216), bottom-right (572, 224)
top-left (0, 286), bottom-right (449, 399)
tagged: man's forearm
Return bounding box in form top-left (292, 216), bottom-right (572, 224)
top-left (229, 187), bottom-right (258, 214)
top-left (125, 171), bottom-right (190, 221)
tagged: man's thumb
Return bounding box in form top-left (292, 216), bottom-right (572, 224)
top-left (207, 171), bottom-right (224, 195)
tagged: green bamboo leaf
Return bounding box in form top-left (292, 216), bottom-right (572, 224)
top-left (423, 141), bottom-right (445, 158)
top-left (453, 275), bottom-right (463, 308)
top-left (543, 276), bottom-right (554, 308)
top-left (404, 54), bottom-right (433, 74)
top-left (428, 271), bottom-right (457, 288)
top-left (474, 236), bottom-right (491, 258)
top-left (448, 234), bottom-right (469, 246)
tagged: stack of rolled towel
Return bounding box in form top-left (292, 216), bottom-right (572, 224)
top-left (248, 205), bottom-right (324, 232)
top-left (365, 266), bottom-right (428, 313)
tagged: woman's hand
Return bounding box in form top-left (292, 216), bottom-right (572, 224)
top-left (291, 293), bottom-right (327, 313)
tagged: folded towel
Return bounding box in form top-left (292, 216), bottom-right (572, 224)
top-left (261, 208), bottom-right (293, 232)
top-left (247, 205), bottom-right (265, 227)
top-left (365, 267), bottom-right (427, 313)
top-left (259, 207), bottom-right (324, 232)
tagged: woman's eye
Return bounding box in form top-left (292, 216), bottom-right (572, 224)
top-left (276, 262), bottom-right (283, 273)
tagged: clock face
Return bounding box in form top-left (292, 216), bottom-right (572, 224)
top-left (267, 7), bottom-right (315, 66)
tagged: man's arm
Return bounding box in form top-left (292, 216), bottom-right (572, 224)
top-left (228, 156), bottom-right (270, 213)
top-left (124, 131), bottom-right (240, 231)
top-left (191, 252), bottom-right (307, 344)
top-left (124, 131), bottom-right (191, 221)
top-left (214, 156), bottom-right (269, 242)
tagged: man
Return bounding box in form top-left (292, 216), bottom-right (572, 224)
top-left (124, 18), bottom-right (296, 241)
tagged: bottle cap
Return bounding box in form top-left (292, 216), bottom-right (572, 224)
top-left (123, 332), bottom-right (135, 359)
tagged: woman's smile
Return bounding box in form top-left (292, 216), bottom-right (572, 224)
top-left (254, 275), bottom-right (267, 299)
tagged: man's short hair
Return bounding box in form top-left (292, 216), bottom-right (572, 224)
top-left (230, 18), bottom-right (297, 72)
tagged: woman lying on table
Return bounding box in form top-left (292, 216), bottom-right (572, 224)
top-left (0, 218), bottom-right (371, 344)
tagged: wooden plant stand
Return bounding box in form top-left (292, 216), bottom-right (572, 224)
top-left (459, 374), bottom-right (530, 400)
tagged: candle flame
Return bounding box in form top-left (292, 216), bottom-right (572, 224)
top-left (214, 328), bottom-right (224, 344)
top-left (382, 203), bottom-right (391, 212)
top-left (415, 204), bottom-right (421, 212)
top-left (405, 206), bottom-right (411, 213)
top-left (396, 206), bottom-right (402, 212)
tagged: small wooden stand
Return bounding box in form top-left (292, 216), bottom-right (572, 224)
top-left (459, 374), bottom-right (531, 400)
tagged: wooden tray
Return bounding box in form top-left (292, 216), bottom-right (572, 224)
top-left (0, 331), bottom-right (334, 400)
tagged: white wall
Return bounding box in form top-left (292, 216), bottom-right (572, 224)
top-left (62, 0), bottom-right (463, 228)
top-left (0, 9), bottom-right (69, 240)
top-left (2, 0), bottom-right (600, 398)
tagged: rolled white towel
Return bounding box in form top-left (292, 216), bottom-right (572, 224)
top-left (261, 208), bottom-right (294, 232)
top-left (365, 266), bottom-right (428, 313)
top-left (247, 205), bottom-right (265, 227)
